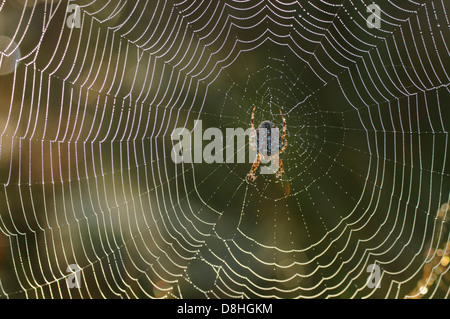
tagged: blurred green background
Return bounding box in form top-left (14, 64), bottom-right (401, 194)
top-left (0, 0), bottom-right (448, 298)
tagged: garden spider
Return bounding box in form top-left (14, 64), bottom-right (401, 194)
top-left (248, 106), bottom-right (287, 182)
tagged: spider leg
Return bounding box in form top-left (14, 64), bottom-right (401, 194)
top-left (251, 106), bottom-right (256, 130)
top-left (279, 109), bottom-right (287, 154)
top-left (279, 138), bottom-right (288, 154)
top-left (275, 156), bottom-right (285, 179)
top-left (249, 106), bottom-right (257, 152)
top-left (280, 109), bottom-right (286, 140)
top-left (248, 154), bottom-right (261, 182)
top-left (249, 127), bottom-right (257, 152)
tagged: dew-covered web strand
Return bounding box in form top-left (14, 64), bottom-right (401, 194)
top-left (0, 0), bottom-right (448, 299)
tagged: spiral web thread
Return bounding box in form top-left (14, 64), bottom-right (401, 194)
top-left (0, 0), bottom-right (448, 298)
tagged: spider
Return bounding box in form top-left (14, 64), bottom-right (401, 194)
top-left (248, 106), bottom-right (287, 182)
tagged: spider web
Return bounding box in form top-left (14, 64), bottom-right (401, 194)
top-left (0, 0), bottom-right (448, 299)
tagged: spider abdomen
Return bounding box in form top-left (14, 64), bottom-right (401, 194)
top-left (255, 121), bottom-right (283, 157)
top-left (248, 106), bottom-right (287, 182)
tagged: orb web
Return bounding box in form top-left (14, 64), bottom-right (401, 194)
top-left (0, 0), bottom-right (448, 299)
